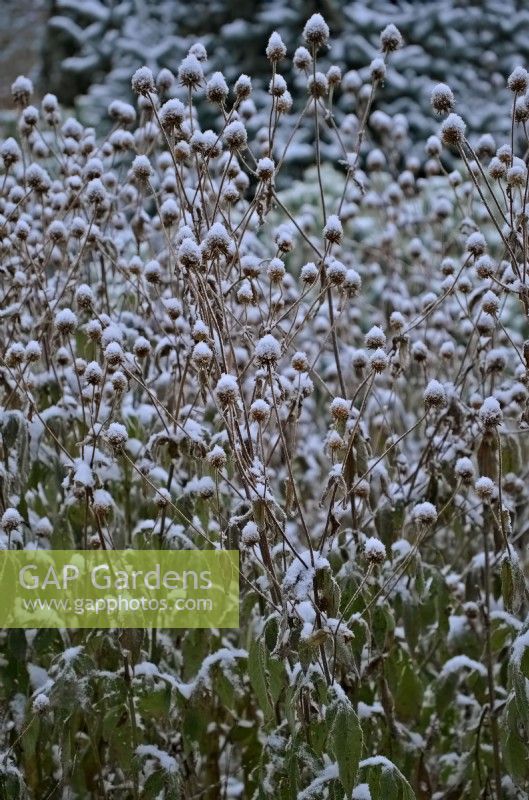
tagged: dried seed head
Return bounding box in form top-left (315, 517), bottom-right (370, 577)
top-left (293, 47), bottom-right (312, 72)
top-left (215, 373), bottom-right (239, 406)
top-left (370, 348), bottom-right (389, 373)
top-left (303, 13), bottom-right (330, 50)
top-left (256, 157), bottom-right (275, 181)
top-left (291, 351), bottom-right (309, 372)
top-left (241, 521), bottom-right (260, 547)
top-left (11, 75), bottom-right (33, 108)
top-left (255, 334), bottom-right (281, 366)
top-left (54, 308), bottom-right (77, 335)
top-left (455, 456), bottom-right (474, 483)
top-left (178, 54), bottom-right (204, 90)
top-left (223, 120), bottom-right (247, 150)
top-left (330, 397), bottom-right (350, 421)
top-left (106, 422), bottom-right (128, 449)
top-left (475, 476), bottom-right (496, 500)
top-left (412, 501), bottom-right (437, 526)
top-left (250, 399), bottom-right (270, 424)
top-left (380, 23), bottom-right (403, 53)
top-left (431, 83), bottom-right (455, 115)
top-left (364, 536), bottom-right (386, 564)
top-left (266, 32), bottom-right (287, 63)
top-left (507, 66), bottom-right (529, 94)
top-left (323, 214), bottom-right (343, 244)
top-left (478, 396), bottom-right (503, 428)
top-left (439, 113), bottom-right (466, 147)
top-left (234, 74), bottom-right (252, 99)
top-left (423, 379), bottom-right (447, 409)
top-left (131, 66), bottom-right (155, 95)
top-left (206, 445), bottom-right (227, 469)
top-left (365, 326), bottom-right (386, 350)
top-left (131, 154), bottom-right (152, 182)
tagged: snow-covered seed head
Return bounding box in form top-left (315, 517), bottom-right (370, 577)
top-left (206, 445), bottom-right (227, 469)
top-left (75, 284), bottom-right (94, 311)
top-left (84, 361), bottom-right (103, 386)
top-left (32, 694), bottom-right (50, 715)
top-left (159, 98), bottom-right (185, 129)
top-left (86, 178), bottom-right (106, 205)
top-left (478, 396), bottom-right (503, 428)
top-left (267, 257), bottom-right (285, 283)
top-left (192, 341), bottom-right (213, 369)
top-left (291, 351), bottom-right (309, 373)
top-left (215, 373), bottom-right (239, 406)
top-left (475, 476), bottom-right (496, 500)
top-left (326, 259), bottom-right (346, 286)
top-left (369, 58), bottom-right (386, 83)
top-left (343, 269), bottom-right (362, 297)
top-left (133, 336), bottom-right (151, 358)
top-left (455, 456), bottom-right (474, 483)
top-left (330, 397), bottom-right (350, 422)
top-left (223, 120), bottom-right (247, 151)
top-left (250, 399), bottom-right (270, 424)
top-left (423, 379), bottom-right (447, 410)
top-left (234, 74), bottom-right (252, 99)
top-left (440, 113), bottom-right (466, 147)
top-left (256, 157), bottom-right (275, 181)
top-left (206, 71), bottom-right (229, 104)
top-left (54, 308), bottom-right (77, 336)
top-left (266, 31), bottom-right (287, 63)
top-left (178, 54), bottom-right (204, 90)
top-left (144, 259), bottom-right (162, 284)
top-left (380, 23), bottom-right (403, 53)
top-left (1, 508), bottom-right (23, 532)
top-left (269, 74), bottom-right (287, 97)
top-left (466, 231), bottom-right (486, 257)
top-left (204, 222), bottom-right (233, 258)
top-left (155, 488), bottom-right (171, 509)
top-left (6, 343), bottom-right (26, 368)
top-left (241, 521), bottom-right (260, 547)
top-left (293, 47), bottom-right (312, 72)
top-left (131, 154), bottom-right (152, 182)
top-left (365, 326), bottom-right (386, 350)
top-left (308, 72), bottom-right (328, 98)
top-left (412, 501), bottom-right (438, 526)
top-left (364, 536), bottom-right (386, 565)
top-left (131, 66), bottom-right (155, 95)
top-left (156, 67), bottom-right (174, 93)
top-left (106, 422), bottom-right (128, 449)
top-left (476, 255), bottom-right (494, 279)
top-left (111, 372), bottom-right (128, 394)
top-left (370, 349), bottom-right (389, 373)
top-left (327, 66), bottom-right (342, 87)
top-left (179, 238), bottom-right (202, 270)
top-left (507, 66), bottom-right (529, 94)
top-left (25, 341), bottom-right (42, 363)
top-left (300, 262), bottom-right (318, 284)
top-left (323, 214), bottom-right (343, 244)
top-left (1, 137), bottom-right (21, 167)
top-left (431, 83), bottom-right (455, 115)
top-left (11, 75), bottom-right (33, 108)
top-left (92, 489), bottom-right (113, 517)
top-left (104, 341), bottom-right (124, 367)
top-left (255, 334), bottom-right (281, 366)
top-left (303, 13), bottom-right (330, 50)
top-left (481, 290), bottom-right (500, 316)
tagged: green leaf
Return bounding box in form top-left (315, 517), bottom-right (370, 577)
top-left (501, 556), bottom-right (525, 614)
top-left (331, 705), bottom-right (363, 798)
top-left (248, 638), bottom-right (273, 720)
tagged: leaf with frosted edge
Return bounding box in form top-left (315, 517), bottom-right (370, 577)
top-left (331, 705), bottom-right (363, 798)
